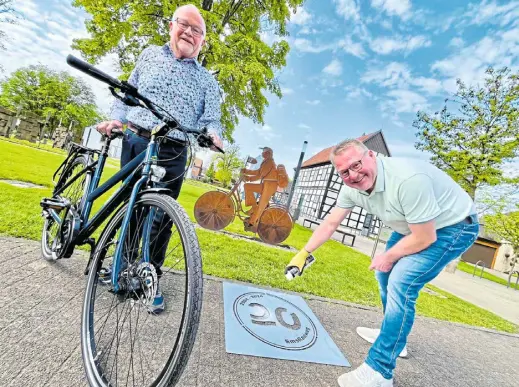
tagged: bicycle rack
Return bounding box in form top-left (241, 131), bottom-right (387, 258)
top-left (507, 271), bottom-right (519, 290)
top-left (472, 261), bottom-right (486, 279)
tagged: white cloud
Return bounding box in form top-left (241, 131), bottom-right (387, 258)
top-left (298, 26), bottom-right (319, 35)
top-left (380, 19), bottom-right (393, 30)
top-left (384, 89), bottom-right (429, 113)
top-left (291, 6), bottom-right (311, 25)
top-left (16, 0), bottom-right (40, 19)
top-left (362, 62), bottom-right (411, 88)
top-left (0, 0), bottom-right (118, 115)
top-left (323, 59), bottom-right (343, 76)
top-left (369, 35), bottom-right (431, 55)
top-left (298, 123), bottom-right (311, 130)
top-left (345, 86), bottom-right (374, 100)
top-left (281, 87), bottom-right (294, 95)
top-left (253, 124), bottom-right (280, 141)
top-left (411, 77), bottom-right (443, 95)
top-left (431, 28), bottom-right (519, 93)
top-left (371, 0), bottom-right (412, 20)
top-left (306, 100), bottom-right (321, 105)
top-left (449, 37), bottom-right (464, 48)
top-left (293, 38), bottom-right (333, 53)
top-left (334, 0), bottom-right (361, 21)
top-left (465, 0), bottom-right (519, 27)
top-left (362, 62), bottom-right (443, 95)
top-left (338, 36), bottom-right (367, 58)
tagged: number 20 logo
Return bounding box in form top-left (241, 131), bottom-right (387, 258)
top-left (248, 303), bottom-right (301, 330)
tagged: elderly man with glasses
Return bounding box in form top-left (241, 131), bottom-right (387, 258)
top-left (285, 139), bottom-right (479, 387)
top-left (95, 4), bottom-right (223, 314)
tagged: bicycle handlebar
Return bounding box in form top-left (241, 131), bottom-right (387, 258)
top-left (67, 55), bottom-right (130, 93)
top-left (66, 54), bottom-right (224, 153)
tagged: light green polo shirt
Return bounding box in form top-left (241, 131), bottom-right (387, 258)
top-left (337, 156), bottom-right (476, 235)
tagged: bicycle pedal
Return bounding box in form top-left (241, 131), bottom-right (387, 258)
top-left (40, 197), bottom-right (70, 210)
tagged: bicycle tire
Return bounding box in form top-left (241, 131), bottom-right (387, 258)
top-left (41, 155), bottom-right (88, 260)
top-left (81, 193), bottom-right (203, 387)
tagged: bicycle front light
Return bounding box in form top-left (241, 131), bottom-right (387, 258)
top-left (150, 165), bottom-right (166, 182)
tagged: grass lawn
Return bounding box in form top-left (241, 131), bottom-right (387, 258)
top-left (458, 261), bottom-right (518, 287)
top-left (0, 139), bottom-right (517, 333)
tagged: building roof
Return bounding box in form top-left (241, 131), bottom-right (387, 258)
top-left (301, 131), bottom-right (379, 169)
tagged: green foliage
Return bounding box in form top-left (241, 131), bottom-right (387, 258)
top-left (484, 203), bottom-right (519, 252)
top-left (1, 139), bottom-right (518, 333)
top-left (414, 67), bottom-right (519, 199)
top-left (71, 0), bottom-right (304, 141)
top-left (213, 143), bottom-right (243, 186)
top-left (0, 65), bottom-right (103, 136)
top-left (215, 168), bottom-right (232, 186)
top-left (205, 161), bottom-right (215, 180)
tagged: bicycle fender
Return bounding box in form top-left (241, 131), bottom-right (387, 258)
top-left (139, 187), bottom-right (172, 196)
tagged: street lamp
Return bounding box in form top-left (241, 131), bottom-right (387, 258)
top-left (286, 140), bottom-right (308, 214)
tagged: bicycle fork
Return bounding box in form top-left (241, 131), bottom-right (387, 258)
top-left (111, 138), bottom-right (158, 292)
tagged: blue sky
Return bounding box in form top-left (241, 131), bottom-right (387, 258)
top-left (1, 0), bottom-right (519, 178)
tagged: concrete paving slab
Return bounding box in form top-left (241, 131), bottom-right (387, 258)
top-left (0, 236), bottom-right (517, 387)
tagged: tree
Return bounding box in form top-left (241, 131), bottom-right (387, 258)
top-left (484, 204), bottom-right (519, 277)
top-left (213, 143), bottom-right (243, 186)
top-left (206, 161), bottom-right (216, 180)
top-left (414, 67), bottom-right (519, 200)
top-left (71, 0), bottom-right (304, 141)
top-left (0, 65), bottom-right (103, 137)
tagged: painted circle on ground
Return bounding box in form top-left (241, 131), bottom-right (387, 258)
top-left (233, 291), bottom-right (318, 351)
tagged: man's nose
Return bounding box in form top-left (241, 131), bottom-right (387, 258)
top-left (348, 169), bottom-right (360, 181)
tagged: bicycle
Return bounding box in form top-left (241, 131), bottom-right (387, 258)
top-left (40, 54), bottom-right (223, 387)
top-left (193, 176), bottom-right (293, 244)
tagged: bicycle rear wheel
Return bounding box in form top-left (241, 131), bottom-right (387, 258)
top-left (81, 193), bottom-right (203, 387)
top-left (41, 156), bottom-right (88, 260)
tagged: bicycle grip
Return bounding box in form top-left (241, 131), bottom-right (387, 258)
top-left (67, 55), bottom-right (123, 90)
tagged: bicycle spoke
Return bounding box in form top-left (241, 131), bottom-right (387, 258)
top-left (84, 196), bottom-right (201, 386)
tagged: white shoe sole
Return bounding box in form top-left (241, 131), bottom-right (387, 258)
top-left (356, 327), bottom-right (408, 358)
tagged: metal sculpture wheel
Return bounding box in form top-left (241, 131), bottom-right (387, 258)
top-left (194, 179), bottom-right (293, 245)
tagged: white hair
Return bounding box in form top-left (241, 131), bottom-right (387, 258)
top-left (172, 4), bottom-right (206, 35)
top-left (329, 139), bottom-right (368, 166)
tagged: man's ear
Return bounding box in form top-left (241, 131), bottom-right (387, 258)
top-left (169, 21), bottom-right (174, 32)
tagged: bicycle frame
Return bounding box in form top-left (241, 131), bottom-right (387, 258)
top-left (47, 131), bottom-right (161, 292)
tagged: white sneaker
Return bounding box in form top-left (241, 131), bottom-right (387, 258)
top-left (356, 327), bottom-right (408, 358)
top-left (338, 363), bottom-right (393, 387)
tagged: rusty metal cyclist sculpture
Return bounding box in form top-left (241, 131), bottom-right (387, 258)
top-left (194, 147), bottom-right (293, 245)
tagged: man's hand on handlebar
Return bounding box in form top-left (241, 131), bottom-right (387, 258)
top-left (208, 132), bottom-right (223, 152)
top-left (97, 120), bottom-right (123, 137)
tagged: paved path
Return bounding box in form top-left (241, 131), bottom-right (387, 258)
top-left (0, 236), bottom-right (518, 387)
top-left (432, 269), bottom-right (519, 325)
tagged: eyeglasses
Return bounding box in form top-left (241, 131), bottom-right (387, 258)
top-left (174, 18), bottom-right (204, 38)
top-left (338, 151), bottom-right (367, 179)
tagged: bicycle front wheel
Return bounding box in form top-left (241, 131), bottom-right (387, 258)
top-left (81, 193), bottom-right (203, 387)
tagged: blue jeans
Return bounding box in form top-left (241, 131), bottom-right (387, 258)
top-left (365, 214), bottom-right (479, 379)
top-left (121, 130), bottom-right (188, 276)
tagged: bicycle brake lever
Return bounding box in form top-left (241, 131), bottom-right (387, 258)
top-left (196, 133), bottom-right (224, 153)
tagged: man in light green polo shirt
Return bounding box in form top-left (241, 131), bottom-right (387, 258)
top-left (284, 139), bottom-right (479, 387)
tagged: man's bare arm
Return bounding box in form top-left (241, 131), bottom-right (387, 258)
top-left (304, 207), bottom-right (351, 252)
top-left (385, 220), bottom-right (437, 262)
